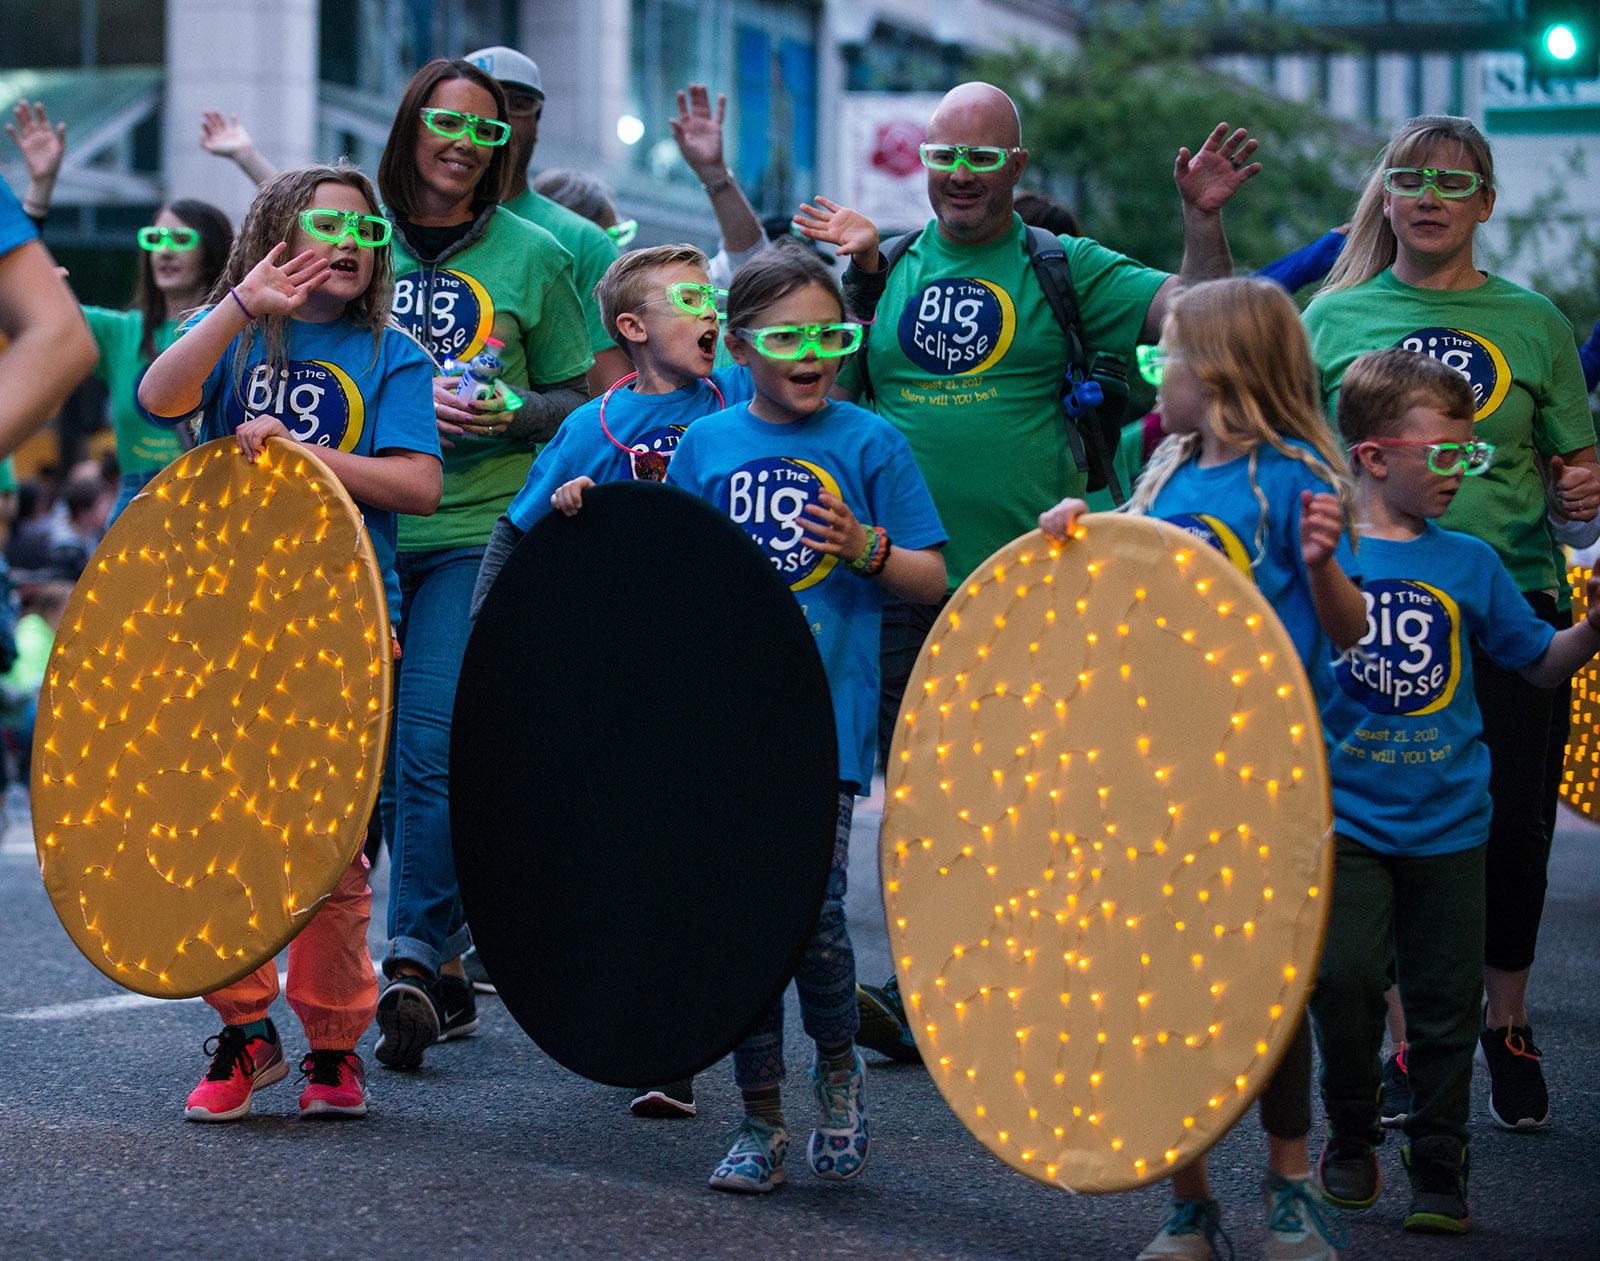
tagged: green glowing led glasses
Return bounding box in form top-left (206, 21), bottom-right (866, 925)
top-left (299, 208), bottom-right (393, 248)
top-left (733, 322), bottom-right (863, 360)
top-left (606, 218), bottom-right (638, 248)
top-left (1382, 167), bottom-right (1483, 198)
top-left (660, 282), bottom-right (726, 318)
top-left (919, 144), bottom-right (1021, 173)
top-left (138, 226), bottom-right (199, 252)
top-left (1357, 437), bottom-right (1496, 476)
top-left (1135, 344), bottom-right (1180, 387)
top-left (420, 107), bottom-right (511, 147)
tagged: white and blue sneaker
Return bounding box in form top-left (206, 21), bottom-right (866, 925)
top-left (808, 1051), bottom-right (870, 1181)
top-left (708, 1116), bottom-right (788, 1193)
top-left (1136, 1199), bottom-right (1233, 1260)
top-left (1263, 1170), bottom-right (1344, 1259)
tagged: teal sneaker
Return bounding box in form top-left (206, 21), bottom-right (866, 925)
top-left (808, 1051), bottom-right (869, 1181)
top-left (708, 1116), bottom-right (788, 1193)
top-left (856, 975), bottom-right (921, 1063)
top-left (1135, 1199), bottom-right (1233, 1260)
top-left (1262, 1170), bottom-right (1345, 1259)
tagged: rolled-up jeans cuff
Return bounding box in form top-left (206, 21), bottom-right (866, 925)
top-left (385, 935), bottom-right (442, 979)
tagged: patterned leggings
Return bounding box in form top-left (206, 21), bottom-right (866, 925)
top-left (733, 789), bottom-right (860, 1091)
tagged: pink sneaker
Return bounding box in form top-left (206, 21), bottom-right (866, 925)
top-left (185, 1022), bottom-right (288, 1122)
top-left (298, 1050), bottom-right (369, 1118)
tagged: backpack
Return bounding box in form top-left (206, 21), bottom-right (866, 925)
top-left (849, 224), bottom-right (1127, 503)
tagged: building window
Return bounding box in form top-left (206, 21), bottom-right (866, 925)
top-left (842, 22), bottom-right (964, 93)
top-left (0, 0), bottom-right (164, 68)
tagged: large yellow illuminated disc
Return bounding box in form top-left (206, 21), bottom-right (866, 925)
top-left (882, 515), bottom-right (1334, 1193)
top-left (1561, 564), bottom-right (1598, 819)
top-left (33, 438), bottom-right (392, 999)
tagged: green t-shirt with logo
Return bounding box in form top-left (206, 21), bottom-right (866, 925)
top-left (503, 186), bottom-right (620, 358)
top-left (838, 214), bottom-right (1167, 589)
top-left (390, 207), bottom-right (593, 552)
top-left (1304, 269), bottom-right (1596, 594)
top-left (82, 306), bottom-right (184, 475)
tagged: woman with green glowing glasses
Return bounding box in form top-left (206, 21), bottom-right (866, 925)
top-left (8, 98), bottom-right (234, 521)
top-left (1305, 114), bottom-right (1599, 1143)
top-left (372, 58), bottom-right (592, 1069)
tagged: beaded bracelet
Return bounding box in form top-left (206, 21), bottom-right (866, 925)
top-left (847, 525), bottom-right (880, 575)
top-left (863, 528), bottom-right (892, 578)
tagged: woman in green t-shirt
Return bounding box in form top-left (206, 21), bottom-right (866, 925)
top-left (372, 59), bottom-right (592, 1071)
top-left (1303, 115), bottom-right (1600, 1140)
top-left (8, 101), bottom-right (232, 521)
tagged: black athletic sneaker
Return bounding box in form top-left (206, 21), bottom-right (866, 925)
top-left (631, 1077), bottom-right (697, 1118)
top-left (1381, 1044), bottom-right (1412, 1128)
top-left (856, 975), bottom-right (921, 1063)
top-left (375, 971), bottom-right (442, 1070)
top-left (437, 973), bottom-right (480, 1042)
top-left (1317, 1119), bottom-right (1382, 1209)
top-left (1403, 1135), bottom-right (1470, 1234)
top-left (1477, 1022), bottom-right (1550, 1130)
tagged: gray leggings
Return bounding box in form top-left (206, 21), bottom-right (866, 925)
top-left (733, 789), bottom-right (860, 1091)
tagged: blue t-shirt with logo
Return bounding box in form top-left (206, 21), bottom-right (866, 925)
top-left (0, 180), bottom-right (39, 258)
top-left (1322, 522), bottom-right (1555, 856)
top-left (667, 400), bottom-right (947, 791)
top-left (506, 367), bottom-right (752, 532)
top-left (141, 314), bottom-right (440, 623)
top-left (1147, 440), bottom-right (1359, 701)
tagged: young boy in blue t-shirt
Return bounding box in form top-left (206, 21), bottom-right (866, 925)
top-left (1311, 349), bottom-right (1600, 1237)
top-left (468, 244), bottom-right (752, 621)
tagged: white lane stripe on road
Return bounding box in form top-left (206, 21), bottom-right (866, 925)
top-left (2, 971), bottom-right (289, 1021)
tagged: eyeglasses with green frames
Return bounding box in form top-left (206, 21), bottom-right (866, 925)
top-left (138, 226), bottom-right (199, 252)
top-left (651, 282), bottom-right (727, 318)
top-left (733, 322), bottom-right (863, 360)
top-left (1381, 167), bottom-right (1483, 199)
top-left (918, 144), bottom-right (1022, 173)
top-left (1135, 344), bottom-right (1181, 387)
top-left (299, 208), bottom-right (393, 248)
top-left (1355, 437), bottom-right (1496, 477)
top-left (420, 107), bottom-right (511, 147)
top-left (606, 218), bottom-right (638, 248)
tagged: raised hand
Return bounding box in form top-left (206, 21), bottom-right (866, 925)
top-left (234, 244), bottom-right (331, 319)
top-left (1299, 490), bottom-right (1344, 569)
top-left (1175, 122), bottom-right (1261, 214)
top-left (794, 197), bottom-right (880, 264)
top-left (200, 111), bottom-right (255, 158)
top-left (799, 491), bottom-right (869, 559)
top-left (6, 100), bottom-right (66, 184)
top-left (670, 84), bottom-right (725, 178)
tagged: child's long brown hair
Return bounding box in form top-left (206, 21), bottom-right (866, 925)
top-left (1125, 277), bottom-right (1353, 560)
top-left (207, 163), bottom-right (396, 399)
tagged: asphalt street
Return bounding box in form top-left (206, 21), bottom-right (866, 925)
top-left (2, 787), bottom-right (1596, 1259)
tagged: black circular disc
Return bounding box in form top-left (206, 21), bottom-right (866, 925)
top-left (451, 481), bottom-right (839, 1086)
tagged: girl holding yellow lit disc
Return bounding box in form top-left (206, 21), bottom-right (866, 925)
top-left (1041, 277), bottom-right (1363, 1261)
top-left (137, 164), bottom-right (441, 1122)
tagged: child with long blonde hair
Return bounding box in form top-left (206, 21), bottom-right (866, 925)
top-left (137, 163), bottom-right (441, 1123)
top-left (1041, 276), bottom-right (1364, 1261)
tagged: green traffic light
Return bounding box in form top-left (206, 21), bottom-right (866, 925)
top-left (1544, 23), bottom-right (1580, 61)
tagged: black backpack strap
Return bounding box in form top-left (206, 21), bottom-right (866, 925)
top-left (846, 230), bottom-right (921, 408)
top-left (1022, 224), bottom-right (1125, 503)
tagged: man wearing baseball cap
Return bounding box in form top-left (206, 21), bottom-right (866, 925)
top-left (467, 45), bottom-right (631, 392)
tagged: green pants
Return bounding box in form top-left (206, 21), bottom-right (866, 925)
top-left (1309, 835), bottom-right (1485, 1145)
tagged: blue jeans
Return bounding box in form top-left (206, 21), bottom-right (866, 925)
top-left (733, 789), bottom-right (860, 1090)
top-left (108, 470), bottom-right (159, 525)
top-left (382, 545), bottom-right (483, 978)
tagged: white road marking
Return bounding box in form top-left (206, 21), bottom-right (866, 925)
top-left (2, 971), bottom-right (289, 1021)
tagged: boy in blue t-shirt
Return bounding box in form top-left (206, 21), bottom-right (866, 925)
top-left (668, 246), bottom-right (945, 1195)
top-left (1311, 350), bottom-right (1600, 1236)
top-left (468, 244), bottom-right (753, 619)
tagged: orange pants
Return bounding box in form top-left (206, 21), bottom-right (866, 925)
top-left (204, 853), bottom-right (378, 1051)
